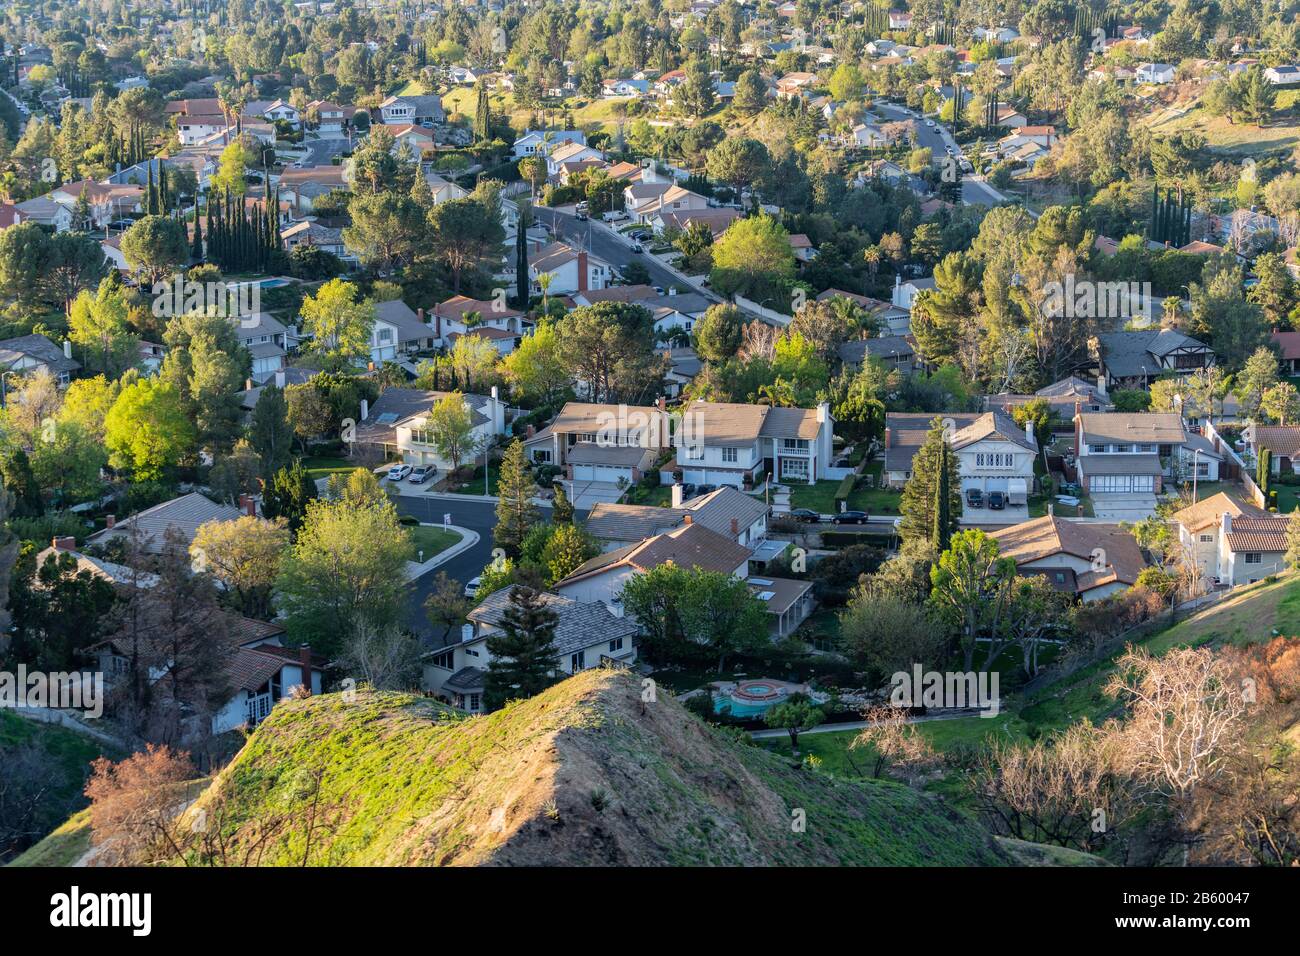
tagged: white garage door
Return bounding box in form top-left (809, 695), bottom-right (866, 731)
top-left (573, 464), bottom-right (596, 482)
top-left (1091, 474), bottom-right (1156, 493)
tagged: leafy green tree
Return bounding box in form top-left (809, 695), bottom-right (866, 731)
top-left (928, 529), bottom-right (1018, 672)
top-left (764, 693), bottom-right (825, 756)
top-left (104, 378), bottom-right (196, 480)
top-left (899, 418), bottom-right (962, 546)
top-left (733, 70), bottom-right (767, 115)
top-left (426, 391), bottom-right (481, 474)
top-left (709, 215), bottom-right (795, 303)
top-left (68, 278), bottom-right (138, 377)
top-left (299, 278), bottom-right (376, 364)
top-left (249, 385), bottom-right (294, 480)
top-left (693, 304), bottom-right (745, 364)
top-left (483, 584), bottom-right (560, 710)
top-left (274, 490), bottom-right (413, 656)
top-left (501, 320), bottom-right (569, 405)
top-left (120, 215), bottom-right (189, 284)
top-left (0, 447), bottom-right (44, 517)
top-left (428, 195), bottom-right (505, 294)
top-left (539, 523), bottom-right (599, 585)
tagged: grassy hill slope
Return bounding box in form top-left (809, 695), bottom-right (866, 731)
top-left (164, 669), bottom-right (1008, 866)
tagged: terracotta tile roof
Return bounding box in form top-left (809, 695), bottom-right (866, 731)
top-left (561, 521), bottom-right (752, 584)
top-left (990, 516), bottom-right (1147, 590)
top-left (1225, 516), bottom-right (1289, 553)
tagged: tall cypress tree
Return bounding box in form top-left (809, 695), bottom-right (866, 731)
top-left (933, 442), bottom-right (952, 553)
top-left (191, 201), bottom-right (204, 260)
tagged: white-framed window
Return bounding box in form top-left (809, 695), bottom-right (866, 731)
top-left (1113, 444), bottom-right (1131, 453)
top-left (781, 458), bottom-right (810, 479)
top-left (1244, 553), bottom-right (1263, 564)
top-left (468, 694), bottom-right (481, 711)
top-left (429, 650), bottom-right (454, 670)
top-left (609, 637), bottom-right (624, 652)
top-left (722, 446), bottom-right (738, 463)
top-left (1199, 534), bottom-right (1213, 543)
top-left (571, 651), bottom-right (586, 671)
top-left (1090, 444), bottom-right (1106, 454)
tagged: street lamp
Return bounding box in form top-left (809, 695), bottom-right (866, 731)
top-left (0, 369), bottom-right (16, 407)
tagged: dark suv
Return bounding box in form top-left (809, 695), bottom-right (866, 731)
top-left (987, 491), bottom-right (1006, 510)
top-left (966, 488), bottom-right (983, 508)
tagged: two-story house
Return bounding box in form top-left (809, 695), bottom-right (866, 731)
top-left (668, 401), bottom-right (835, 488)
top-left (377, 94), bottom-right (444, 126)
top-left (1073, 412), bottom-right (1190, 496)
top-left (1170, 492), bottom-right (1268, 585)
top-left (367, 299), bottom-right (435, 365)
top-left (430, 295), bottom-right (527, 352)
top-left (544, 140), bottom-right (605, 178)
top-left (352, 386), bottom-right (509, 472)
top-left (529, 242), bottom-right (612, 294)
top-left (512, 129), bottom-right (585, 159)
top-left (522, 401), bottom-right (670, 487)
top-left (422, 585), bottom-right (640, 713)
top-left (883, 411), bottom-right (1038, 508)
top-left (1096, 329), bottom-right (1215, 389)
top-left (584, 485), bottom-right (770, 552)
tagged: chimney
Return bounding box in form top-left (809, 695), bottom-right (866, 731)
top-left (730, 517), bottom-right (739, 536)
top-left (682, 513), bottom-right (693, 525)
top-left (275, 369), bottom-right (286, 389)
top-left (298, 644), bottom-right (313, 695)
top-left (1096, 374), bottom-right (1108, 397)
top-left (417, 306), bottom-right (425, 325)
top-left (245, 377), bottom-right (253, 391)
top-left (238, 493), bottom-right (256, 517)
top-left (105, 514), bottom-right (115, 529)
top-left (671, 482), bottom-right (683, 507)
top-left (52, 536), bottom-right (76, 551)
top-left (63, 339), bottom-right (72, 359)
top-left (490, 385), bottom-right (499, 401)
top-left (884, 426), bottom-right (891, 448)
top-left (360, 398), bottom-right (369, 421)
top-left (577, 250), bottom-right (589, 292)
top-left (668, 286), bottom-right (677, 296)
top-left (817, 401), bottom-right (829, 423)
top-left (1222, 512), bottom-right (1232, 535)
top-left (1025, 419), bottom-right (1034, 443)
top-left (461, 622), bottom-right (474, 643)
top-left (526, 424), bottom-right (536, 438)
top-left (657, 396), bottom-right (667, 411)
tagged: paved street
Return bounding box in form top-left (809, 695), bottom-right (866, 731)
top-left (393, 495), bottom-right (589, 645)
top-left (295, 136), bottom-right (352, 166)
top-left (874, 102), bottom-right (1006, 208)
top-left (532, 206), bottom-right (707, 295)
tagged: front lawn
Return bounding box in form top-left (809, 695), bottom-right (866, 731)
top-left (787, 478), bottom-right (901, 515)
top-left (1272, 483), bottom-right (1300, 513)
top-left (626, 483), bottom-right (674, 506)
top-left (444, 464), bottom-right (500, 496)
top-left (407, 525), bottom-right (461, 561)
top-left (301, 456), bottom-right (363, 482)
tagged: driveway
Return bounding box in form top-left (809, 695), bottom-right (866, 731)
top-left (1090, 494), bottom-right (1158, 521)
top-left (296, 136), bottom-right (351, 166)
top-left (961, 503), bottom-right (1030, 527)
top-left (567, 480), bottom-right (624, 509)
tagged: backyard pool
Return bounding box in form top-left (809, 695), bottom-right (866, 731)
top-left (713, 680), bottom-right (820, 717)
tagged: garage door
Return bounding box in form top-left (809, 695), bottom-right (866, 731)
top-left (573, 464), bottom-right (595, 481)
top-left (1091, 474), bottom-right (1156, 493)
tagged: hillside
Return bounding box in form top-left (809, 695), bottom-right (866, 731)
top-left (151, 670), bottom-right (1010, 866)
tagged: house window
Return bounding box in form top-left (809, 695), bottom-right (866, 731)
top-left (429, 650), bottom-right (454, 670)
top-left (1245, 553), bottom-right (1262, 564)
top-left (1199, 534), bottom-right (1213, 543)
top-left (721, 446), bottom-right (738, 463)
top-left (781, 458), bottom-right (810, 479)
top-left (468, 694), bottom-right (481, 711)
top-left (609, 637), bottom-right (624, 652)
top-left (571, 651), bottom-right (586, 671)
top-left (1089, 444), bottom-right (1106, 454)
top-left (531, 449), bottom-right (552, 464)
top-left (376, 328), bottom-right (392, 344)
top-left (1113, 444), bottom-right (1131, 453)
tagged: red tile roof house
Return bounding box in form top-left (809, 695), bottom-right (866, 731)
top-left (1272, 331), bottom-right (1300, 374)
top-left (1243, 422), bottom-right (1300, 476)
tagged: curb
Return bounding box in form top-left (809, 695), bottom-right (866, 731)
top-left (404, 524), bottom-right (480, 580)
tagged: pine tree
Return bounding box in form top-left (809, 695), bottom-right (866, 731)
top-left (262, 460), bottom-right (317, 534)
top-left (191, 202), bottom-right (204, 260)
top-left (494, 441), bottom-right (539, 558)
top-left (483, 585), bottom-right (559, 711)
top-left (514, 204), bottom-right (530, 307)
top-left (550, 481), bottom-right (574, 524)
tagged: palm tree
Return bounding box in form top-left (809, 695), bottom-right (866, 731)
top-left (537, 271), bottom-right (554, 314)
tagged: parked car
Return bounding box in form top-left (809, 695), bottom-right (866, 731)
top-left (966, 488), bottom-right (983, 508)
top-left (387, 464), bottom-right (413, 481)
top-left (574, 211), bottom-right (588, 221)
top-left (987, 491), bottom-right (1006, 510)
top-left (409, 464), bottom-right (437, 484)
top-left (925, 118), bottom-right (936, 127)
top-left (787, 508), bottom-right (820, 523)
top-left (832, 511), bottom-right (869, 524)
top-left (463, 575), bottom-right (481, 598)
top-left (630, 243), bottom-right (644, 253)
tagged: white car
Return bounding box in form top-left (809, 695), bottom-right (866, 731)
top-left (387, 464), bottom-right (413, 481)
top-left (464, 575), bottom-right (482, 598)
top-left (925, 118), bottom-right (936, 127)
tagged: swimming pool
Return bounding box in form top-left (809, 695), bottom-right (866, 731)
top-left (713, 680), bottom-right (801, 717)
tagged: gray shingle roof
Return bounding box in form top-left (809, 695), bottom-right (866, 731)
top-left (469, 586), bottom-right (639, 657)
top-left (1098, 330), bottom-right (1211, 380)
top-left (87, 492), bottom-right (243, 554)
top-left (585, 486), bottom-right (767, 543)
top-left (354, 387), bottom-right (490, 444)
top-left (374, 299), bottom-right (431, 343)
top-left (0, 333), bottom-right (80, 375)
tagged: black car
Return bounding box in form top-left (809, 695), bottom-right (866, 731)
top-left (987, 491), bottom-right (1006, 510)
top-left (832, 510), bottom-right (869, 524)
top-left (787, 508), bottom-right (820, 523)
top-left (966, 488), bottom-right (983, 508)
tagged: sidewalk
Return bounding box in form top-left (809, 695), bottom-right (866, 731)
top-left (749, 708), bottom-right (988, 739)
top-left (403, 524), bottom-right (479, 580)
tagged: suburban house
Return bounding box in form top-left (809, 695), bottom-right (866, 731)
top-left (989, 515), bottom-right (1147, 602)
top-left (624, 176), bottom-right (710, 224)
top-left (522, 401), bottom-right (669, 487)
top-left (279, 220), bottom-right (350, 261)
top-left (838, 334), bottom-right (917, 372)
top-left (377, 93), bottom-right (444, 125)
top-left (529, 241), bottom-right (613, 294)
top-left (431, 295), bottom-right (527, 353)
top-left (571, 287), bottom-right (710, 336)
top-left (998, 126), bottom-right (1057, 153)
top-left (1136, 62), bottom-right (1177, 84)
top-left (86, 609), bottom-right (324, 735)
top-left (1073, 412), bottom-right (1206, 496)
top-left (985, 376), bottom-right (1113, 421)
top-left (883, 411), bottom-right (1038, 508)
top-left (652, 206), bottom-right (741, 238)
top-left (247, 98), bottom-right (301, 126)
top-left (49, 179), bottom-right (144, 222)
top-left (86, 492), bottom-right (249, 556)
top-left (368, 298), bottom-right (435, 365)
top-left (1171, 493), bottom-right (1265, 583)
top-left (1265, 65), bottom-right (1300, 86)
top-left (1271, 331), bottom-right (1300, 374)
top-left (891, 274), bottom-right (936, 311)
top-left (0, 333), bottom-right (81, 384)
top-left (512, 129), bottom-right (585, 159)
top-left (351, 386), bottom-right (509, 471)
top-left (665, 401), bottom-right (836, 488)
top-left (1095, 329), bottom-right (1215, 389)
top-left (14, 195), bottom-right (73, 231)
top-left (306, 99), bottom-right (348, 133)
top-left (232, 312), bottom-right (291, 381)
top-left (1244, 423), bottom-right (1300, 475)
top-left (422, 585), bottom-right (640, 713)
top-left (278, 165), bottom-right (349, 214)
top-left (585, 485), bottom-right (770, 552)
top-left (544, 139), bottom-right (605, 178)
top-left (555, 520), bottom-right (815, 638)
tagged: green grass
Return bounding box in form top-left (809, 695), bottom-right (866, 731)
top-left (301, 456), bottom-right (365, 482)
top-left (625, 484), bottom-right (674, 506)
top-left (407, 525), bottom-right (460, 560)
top-left (8, 809), bottom-right (92, 867)
top-left (445, 463), bottom-right (500, 496)
top-left (787, 479), bottom-right (901, 515)
top-left (1273, 483), bottom-right (1300, 514)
